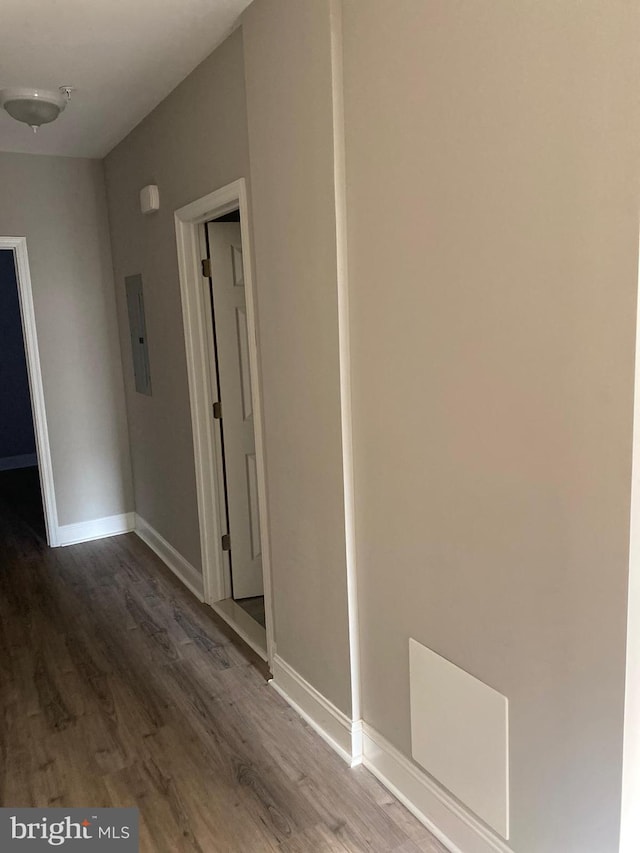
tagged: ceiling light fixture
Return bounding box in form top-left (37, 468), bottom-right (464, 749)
top-left (0, 86), bottom-right (72, 132)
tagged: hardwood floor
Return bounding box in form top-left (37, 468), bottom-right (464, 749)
top-left (0, 500), bottom-right (448, 853)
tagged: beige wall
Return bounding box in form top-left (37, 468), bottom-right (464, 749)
top-left (105, 3), bottom-right (353, 716)
top-left (242, 0), bottom-right (352, 714)
top-left (0, 152), bottom-right (132, 526)
top-left (102, 3), bottom-right (640, 848)
top-left (104, 29), bottom-right (250, 570)
top-left (105, 9), bottom-right (352, 715)
top-left (341, 2), bottom-right (640, 852)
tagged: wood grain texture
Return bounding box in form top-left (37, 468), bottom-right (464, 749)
top-left (0, 490), bottom-right (448, 852)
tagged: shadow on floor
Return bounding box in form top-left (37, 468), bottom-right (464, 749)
top-left (236, 595), bottom-right (266, 628)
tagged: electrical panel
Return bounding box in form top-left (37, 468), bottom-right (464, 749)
top-left (125, 274), bottom-right (152, 396)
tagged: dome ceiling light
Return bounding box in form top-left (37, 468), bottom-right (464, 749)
top-left (0, 86), bottom-right (73, 132)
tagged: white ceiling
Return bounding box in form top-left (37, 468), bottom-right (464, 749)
top-left (0, 0), bottom-right (252, 159)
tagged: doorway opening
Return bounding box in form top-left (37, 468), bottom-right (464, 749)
top-left (0, 239), bottom-right (57, 546)
top-left (0, 249), bottom-right (45, 537)
top-left (203, 210), bottom-right (266, 631)
top-left (174, 180), bottom-right (274, 666)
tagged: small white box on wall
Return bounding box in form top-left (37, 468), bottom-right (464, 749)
top-left (140, 184), bottom-right (159, 214)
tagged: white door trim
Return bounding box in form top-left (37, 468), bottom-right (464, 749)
top-left (620, 232), bottom-right (640, 853)
top-left (0, 236), bottom-right (59, 545)
top-left (174, 179), bottom-right (275, 665)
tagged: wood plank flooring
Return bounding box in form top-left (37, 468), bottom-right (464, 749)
top-left (0, 490), bottom-right (448, 852)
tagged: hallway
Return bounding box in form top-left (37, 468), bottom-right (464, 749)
top-left (0, 501), bottom-right (446, 852)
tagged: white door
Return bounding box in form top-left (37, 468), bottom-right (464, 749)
top-left (206, 221), bottom-right (264, 600)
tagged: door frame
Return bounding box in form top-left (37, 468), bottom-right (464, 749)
top-left (0, 236), bottom-right (59, 545)
top-left (174, 179), bottom-right (275, 665)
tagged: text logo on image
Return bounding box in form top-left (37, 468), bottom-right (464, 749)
top-left (0, 808), bottom-right (138, 851)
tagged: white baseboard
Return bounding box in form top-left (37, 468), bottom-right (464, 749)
top-left (270, 655), bottom-right (362, 767)
top-left (269, 654), bottom-right (511, 853)
top-left (134, 514), bottom-right (204, 601)
top-left (362, 724), bottom-right (513, 853)
top-left (57, 512), bottom-right (135, 546)
top-left (0, 453), bottom-right (37, 471)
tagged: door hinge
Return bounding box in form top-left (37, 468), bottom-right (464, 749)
top-left (201, 257), bottom-right (212, 278)
top-left (212, 401), bottom-right (222, 419)
top-left (221, 533), bottom-right (231, 552)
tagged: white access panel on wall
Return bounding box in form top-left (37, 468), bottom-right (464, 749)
top-left (409, 638), bottom-right (509, 839)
